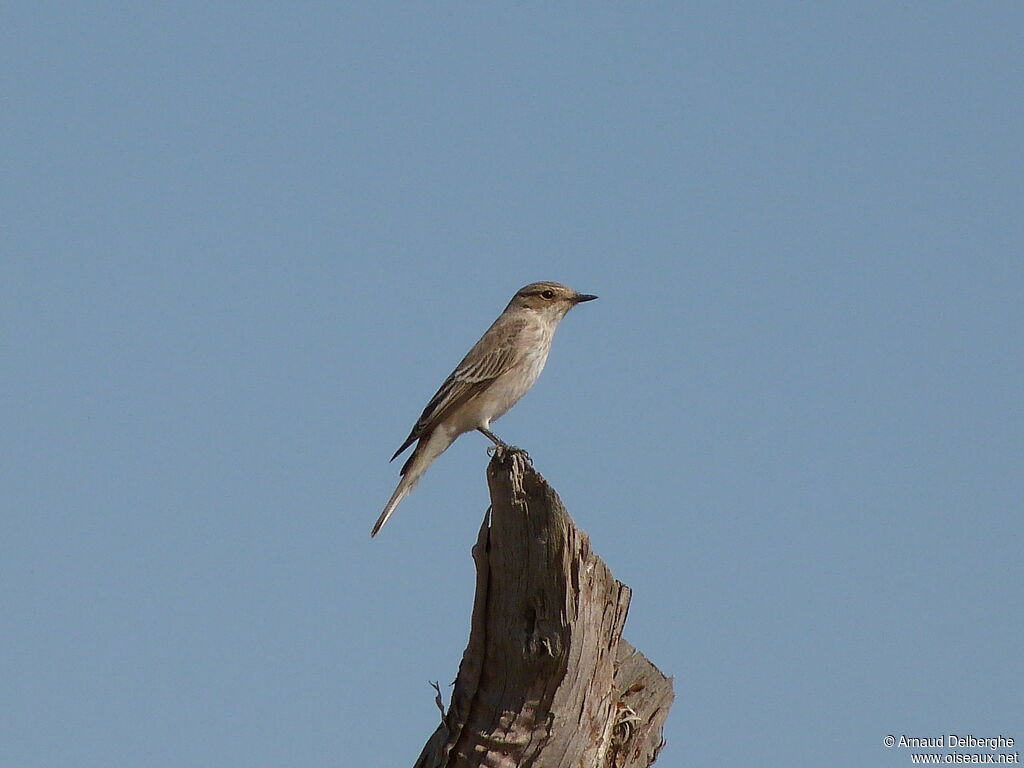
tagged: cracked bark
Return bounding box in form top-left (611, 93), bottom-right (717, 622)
top-left (413, 450), bottom-right (674, 768)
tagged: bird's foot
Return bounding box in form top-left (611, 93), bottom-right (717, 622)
top-left (487, 443), bottom-right (532, 465)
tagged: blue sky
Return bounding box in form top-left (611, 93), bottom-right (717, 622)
top-left (3, 3), bottom-right (1022, 766)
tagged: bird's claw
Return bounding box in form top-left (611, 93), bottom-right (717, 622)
top-left (487, 443), bottom-right (532, 465)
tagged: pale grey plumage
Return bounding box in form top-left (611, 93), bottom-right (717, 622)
top-left (371, 281), bottom-right (596, 537)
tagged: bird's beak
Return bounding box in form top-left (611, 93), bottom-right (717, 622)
top-left (574, 293), bottom-right (598, 304)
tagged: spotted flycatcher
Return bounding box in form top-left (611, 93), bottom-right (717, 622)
top-left (371, 281), bottom-right (597, 536)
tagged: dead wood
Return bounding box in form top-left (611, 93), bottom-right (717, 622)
top-left (414, 450), bottom-right (674, 768)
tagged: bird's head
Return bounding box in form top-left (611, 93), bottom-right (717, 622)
top-left (507, 281), bottom-right (597, 319)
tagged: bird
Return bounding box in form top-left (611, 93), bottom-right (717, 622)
top-left (371, 281), bottom-right (597, 537)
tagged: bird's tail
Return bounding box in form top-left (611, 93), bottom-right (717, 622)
top-left (370, 429), bottom-right (453, 537)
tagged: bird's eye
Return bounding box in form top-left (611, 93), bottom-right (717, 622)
top-left (541, 290), bottom-right (555, 299)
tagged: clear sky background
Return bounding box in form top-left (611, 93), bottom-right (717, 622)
top-left (3, 3), bottom-right (1022, 767)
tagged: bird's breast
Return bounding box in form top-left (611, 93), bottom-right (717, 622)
top-left (488, 326), bottom-right (552, 417)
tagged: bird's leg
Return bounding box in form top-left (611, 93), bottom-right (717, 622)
top-left (478, 427), bottom-right (507, 448)
top-left (479, 428), bottom-right (531, 465)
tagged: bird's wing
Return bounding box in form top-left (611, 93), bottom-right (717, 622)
top-left (390, 318), bottom-right (524, 461)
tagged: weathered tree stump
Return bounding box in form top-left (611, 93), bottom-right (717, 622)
top-left (414, 450), bottom-right (674, 768)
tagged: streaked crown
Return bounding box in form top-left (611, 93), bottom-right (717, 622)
top-left (507, 281), bottom-right (598, 314)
